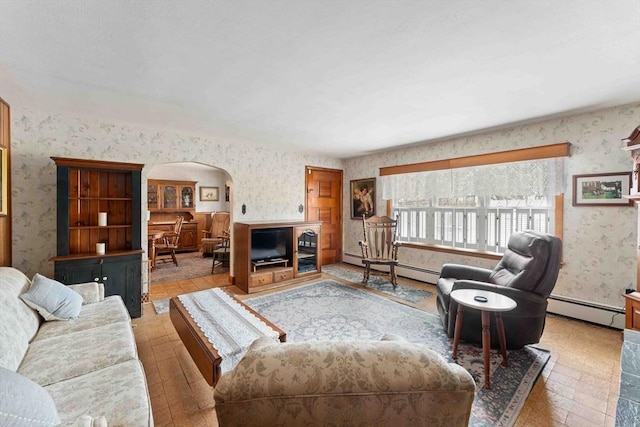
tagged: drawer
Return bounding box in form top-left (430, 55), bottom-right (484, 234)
top-left (250, 271), bottom-right (273, 287)
top-left (273, 268), bottom-right (293, 282)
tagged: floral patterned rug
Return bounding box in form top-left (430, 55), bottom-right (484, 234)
top-left (322, 264), bottom-right (433, 303)
top-left (244, 280), bottom-right (549, 427)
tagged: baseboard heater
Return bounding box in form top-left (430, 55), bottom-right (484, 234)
top-left (341, 253), bottom-right (626, 330)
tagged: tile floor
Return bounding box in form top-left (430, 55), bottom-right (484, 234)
top-left (132, 266), bottom-right (623, 427)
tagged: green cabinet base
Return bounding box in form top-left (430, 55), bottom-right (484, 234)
top-left (54, 253), bottom-right (142, 318)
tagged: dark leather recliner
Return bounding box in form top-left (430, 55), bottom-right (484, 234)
top-left (436, 230), bottom-right (562, 349)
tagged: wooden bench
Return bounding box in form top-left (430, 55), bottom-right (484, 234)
top-left (170, 289), bottom-right (286, 387)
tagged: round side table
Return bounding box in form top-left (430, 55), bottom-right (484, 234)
top-left (450, 289), bottom-right (517, 389)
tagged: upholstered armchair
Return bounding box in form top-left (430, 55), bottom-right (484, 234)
top-left (214, 335), bottom-right (475, 427)
top-left (201, 211), bottom-right (230, 256)
top-left (436, 230), bottom-right (562, 349)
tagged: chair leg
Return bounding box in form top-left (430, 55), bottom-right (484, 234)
top-left (152, 248), bottom-right (157, 270)
top-left (171, 249), bottom-right (178, 267)
top-left (390, 265), bottom-right (397, 289)
top-left (362, 264), bottom-right (370, 285)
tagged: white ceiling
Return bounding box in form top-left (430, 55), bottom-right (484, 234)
top-left (1, 1), bottom-right (639, 159)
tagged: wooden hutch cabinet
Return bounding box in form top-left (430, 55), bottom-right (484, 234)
top-left (147, 179), bottom-right (198, 251)
top-left (50, 157), bottom-right (143, 318)
top-left (234, 220), bottom-right (322, 293)
top-left (148, 179), bottom-right (195, 211)
top-left (623, 125), bottom-right (640, 330)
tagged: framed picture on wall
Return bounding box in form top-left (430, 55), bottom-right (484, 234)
top-left (572, 172), bottom-right (633, 206)
top-left (199, 186), bottom-right (219, 202)
top-left (350, 177), bottom-right (376, 219)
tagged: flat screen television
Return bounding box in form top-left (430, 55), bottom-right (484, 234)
top-left (251, 228), bottom-right (292, 262)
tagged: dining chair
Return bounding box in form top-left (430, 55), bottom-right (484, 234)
top-left (211, 230), bottom-right (231, 273)
top-left (154, 216), bottom-right (184, 267)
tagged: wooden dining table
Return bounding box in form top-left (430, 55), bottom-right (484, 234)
top-left (148, 229), bottom-right (165, 271)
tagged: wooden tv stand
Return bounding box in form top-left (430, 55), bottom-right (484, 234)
top-left (234, 220), bottom-right (322, 293)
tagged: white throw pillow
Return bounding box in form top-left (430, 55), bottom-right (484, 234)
top-left (20, 273), bottom-right (83, 321)
top-left (0, 367), bottom-right (61, 426)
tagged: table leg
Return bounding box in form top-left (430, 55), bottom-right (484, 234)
top-left (452, 304), bottom-right (464, 359)
top-left (150, 241), bottom-right (156, 271)
top-left (481, 310), bottom-right (491, 389)
top-left (496, 312), bottom-right (508, 367)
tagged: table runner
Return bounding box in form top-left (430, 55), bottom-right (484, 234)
top-left (178, 288), bottom-right (281, 374)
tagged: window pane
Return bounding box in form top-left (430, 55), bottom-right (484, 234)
top-left (434, 211), bottom-right (442, 242)
top-left (454, 211), bottom-right (464, 245)
top-left (443, 211), bottom-right (453, 243)
top-left (466, 211), bottom-right (477, 246)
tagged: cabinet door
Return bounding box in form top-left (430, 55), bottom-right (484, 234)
top-left (148, 183), bottom-right (158, 209)
top-left (179, 224), bottom-right (198, 250)
top-left (294, 226), bottom-right (320, 276)
top-left (162, 185), bottom-right (178, 209)
top-left (102, 254), bottom-right (141, 318)
top-left (54, 259), bottom-right (101, 284)
top-left (180, 185), bottom-right (194, 209)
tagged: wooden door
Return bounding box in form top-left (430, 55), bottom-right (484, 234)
top-left (305, 166), bottom-right (342, 265)
top-left (0, 98), bottom-right (10, 266)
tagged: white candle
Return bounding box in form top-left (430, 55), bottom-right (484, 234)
top-left (98, 212), bottom-right (107, 226)
top-left (96, 243), bottom-right (106, 255)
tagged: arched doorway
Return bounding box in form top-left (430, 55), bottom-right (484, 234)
top-left (147, 161), bottom-right (232, 284)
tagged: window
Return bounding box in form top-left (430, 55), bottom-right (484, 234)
top-left (380, 143), bottom-right (569, 255)
top-left (393, 196), bottom-right (552, 253)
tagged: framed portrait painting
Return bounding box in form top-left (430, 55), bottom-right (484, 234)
top-left (572, 172), bottom-right (633, 206)
top-left (351, 178), bottom-right (375, 219)
top-left (199, 186), bottom-right (219, 202)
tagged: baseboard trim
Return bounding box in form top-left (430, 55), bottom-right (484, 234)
top-left (341, 252), bottom-right (626, 330)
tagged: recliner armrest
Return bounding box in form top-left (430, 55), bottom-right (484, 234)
top-left (440, 264), bottom-right (492, 282)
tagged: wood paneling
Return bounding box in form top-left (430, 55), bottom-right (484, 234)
top-left (380, 142), bottom-right (571, 176)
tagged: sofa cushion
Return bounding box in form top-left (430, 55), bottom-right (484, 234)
top-left (0, 267), bottom-right (41, 371)
top-left (20, 274), bottom-right (83, 321)
top-left (0, 366), bottom-right (61, 427)
top-left (45, 360), bottom-right (153, 427)
top-left (34, 296), bottom-right (130, 342)
top-left (19, 321), bottom-right (138, 386)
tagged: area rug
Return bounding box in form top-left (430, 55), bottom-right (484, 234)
top-left (244, 280), bottom-right (549, 427)
top-left (323, 263), bottom-right (433, 303)
top-left (152, 298), bottom-right (170, 315)
top-left (151, 252), bottom-right (226, 284)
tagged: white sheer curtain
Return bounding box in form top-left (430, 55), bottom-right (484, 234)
top-left (381, 158), bottom-right (565, 203)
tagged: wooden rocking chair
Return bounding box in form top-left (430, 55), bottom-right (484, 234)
top-left (359, 214), bottom-right (400, 288)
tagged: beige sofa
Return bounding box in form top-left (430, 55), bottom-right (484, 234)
top-left (0, 267), bottom-right (153, 426)
top-left (214, 334), bottom-right (475, 427)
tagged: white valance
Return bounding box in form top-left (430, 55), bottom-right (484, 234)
top-left (381, 157), bottom-right (565, 203)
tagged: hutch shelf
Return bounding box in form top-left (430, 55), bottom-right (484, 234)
top-left (50, 157), bottom-right (143, 318)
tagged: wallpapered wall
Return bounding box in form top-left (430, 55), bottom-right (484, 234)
top-left (343, 103), bottom-right (640, 308)
top-left (9, 107), bottom-right (342, 279)
top-left (7, 101), bottom-right (640, 308)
